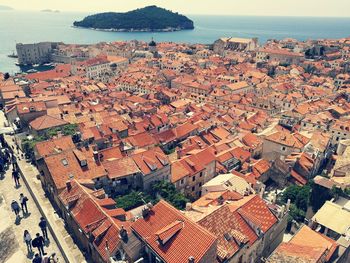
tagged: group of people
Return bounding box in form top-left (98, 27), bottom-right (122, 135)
top-left (0, 134), bottom-right (14, 173)
top-left (23, 217), bottom-right (57, 262)
top-left (11, 193), bottom-right (29, 219)
top-left (23, 217), bottom-right (49, 254)
top-left (1, 134), bottom-right (59, 262)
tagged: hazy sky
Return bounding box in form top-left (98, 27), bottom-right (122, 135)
top-left (1, 0), bottom-right (350, 17)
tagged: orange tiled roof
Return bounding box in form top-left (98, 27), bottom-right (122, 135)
top-left (29, 115), bottom-right (68, 131)
top-left (269, 225), bottom-right (338, 262)
top-left (131, 147), bottom-right (169, 175)
top-left (59, 180), bottom-right (126, 262)
top-left (265, 130), bottom-right (309, 149)
top-left (104, 157), bottom-right (140, 179)
top-left (35, 136), bottom-right (75, 158)
top-left (131, 200), bottom-right (217, 263)
top-left (44, 148), bottom-right (107, 191)
top-left (198, 205), bottom-right (257, 261)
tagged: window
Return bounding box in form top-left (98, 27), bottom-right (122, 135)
top-left (192, 176), bottom-right (196, 182)
top-left (281, 146), bottom-right (286, 151)
top-left (180, 179), bottom-right (184, 185)
top-left (200, 172), bottom-right (203, 177)
top-left (192, 186), bottom-right (195, 191)
top-left (61, 159), bottom-right (68, 166)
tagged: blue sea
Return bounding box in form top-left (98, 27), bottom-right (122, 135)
top-left (1, 10), bottom-right (350, 74)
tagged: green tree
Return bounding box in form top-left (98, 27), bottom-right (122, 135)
top-left (46, 124), bottom-right (78, 138)
top-left (310, 183), bottom-right (332, 212)
top-left (152, 181), bottom-right (189, 209)
top-left (281, 184), bottom-right (311, 223)
top-left (288, 203), bottom-right (306, 223)
top-left (295, 185), bottom-right (311, 211)
top-left (115, 191), bottom-right (153, 211)
top-left (62, 124), bottom-right (78, 136)
top-left (282, 185), bottom-right (300, 203)
top-left (22, 135), bottom-right (47, 158)
top-left (331, 185), bottom-right (344, 200)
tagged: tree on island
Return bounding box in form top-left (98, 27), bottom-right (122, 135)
top-left (73, 5), bottom-right (194, 31)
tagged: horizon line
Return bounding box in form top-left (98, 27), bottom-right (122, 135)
top-left (3, 8), bottom-right (350, 19)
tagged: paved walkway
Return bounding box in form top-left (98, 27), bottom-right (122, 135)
top-left (0, 111), bottom-right (86, 263)
top-left (0, 166), bottom-right (62, 262)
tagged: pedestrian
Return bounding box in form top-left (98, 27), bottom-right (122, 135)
top-left (32, 233), bottom-right (46, 256)
top-left (11, 200), bottom-right (20, 218)
top-left (24, 229), bottom-right (32, 254)
top-left (20, 193), bottom-right (29, 214)
top-left (39, 217), bottom-right (49, 240)
top-left (12, 168), bottom-right (20, 187)
top-left (32, 253), bottom-right (42, 263)
top-left (11, 154), bottom-right (17, 169)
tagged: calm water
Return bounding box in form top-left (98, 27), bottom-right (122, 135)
top-left (1, 10), bottom-right (350, 74)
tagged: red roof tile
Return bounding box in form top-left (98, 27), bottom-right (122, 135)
top-left (131, 200), bottom-right (217, 263)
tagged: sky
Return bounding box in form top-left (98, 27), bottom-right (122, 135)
top-left (1, 0), bottom-right (350, 17)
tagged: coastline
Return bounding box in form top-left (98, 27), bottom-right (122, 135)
top-left (72, 25), bottom-right (194, 32)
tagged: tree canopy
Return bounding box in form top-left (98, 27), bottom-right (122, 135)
top-left (114, 180), bottom-right (189, 211)
top-left (73, 6), bottom-right (194, 31)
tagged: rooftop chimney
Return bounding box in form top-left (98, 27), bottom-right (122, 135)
top-left (93, 151), bottom-right (99, 162)
top-left (66, 181), bottom-right (72, 191)
top-left (142, 206), bottom-right (150, 218)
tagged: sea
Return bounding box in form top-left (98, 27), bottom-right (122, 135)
top-left (1, 10), bottom-right (350, 74)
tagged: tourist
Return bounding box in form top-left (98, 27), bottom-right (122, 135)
top-left (24, 230), bottom-right (33, 254)
top-left (39, 217), bottom-right (49, 239)
top-left (11, 154), bottom-right (17, 169)
top-left (10, 200), bottom-right (20, 218)
top-left (12, 168), bottom-right (20, 187)
top-left (20, 193), bottom-right (29, 214)
top-left (32, 233), bottom-right (46, 256)
top-left (32, 253), bottom-right (42, 263)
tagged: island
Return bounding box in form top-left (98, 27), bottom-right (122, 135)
top-left (0, 5), bottom-right (14, 11)
top-left (41, 9), bottom-right (60, 13)
top-left (73, 5), bottom-right (194, 32)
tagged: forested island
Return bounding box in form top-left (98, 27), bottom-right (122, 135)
top-left (73, 5), bottom-right (194, 32)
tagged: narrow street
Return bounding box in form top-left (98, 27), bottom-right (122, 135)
top-left (0, 110), bottom-right (86, 263)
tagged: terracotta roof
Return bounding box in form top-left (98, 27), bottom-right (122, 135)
top-left (174, 122), bottom-right (198, 139)
top-left (290, 169), bottom-right (308, 185)
top-left (198, 205), bottom-right (257, 261)
top-left (30, 115), bottom-right (68, 131)
top-left (44, 148), bottom-right (107, 191)
top-left (59, 180), bottom-right (126, 262)
top-left (126, 132), bottom-right (157, 148)
top-left (227, 195), bottom-right (277, 233)
top-left (131, 147), bottom-right (169, 175)
top-left (131, 200), bottom-right (217, 263)
top-left (265, 130), bottom-right (309, 149)
top-left (16, 101), bottom-right (47, 114)
top-left (268, 225), bottom-right (338, 263)
top-left (192, 190), bottom-right (243, 207)
top-left (104, 157), bottom-right (140, 179)
top-left (35, 136), bottom-right (75, 158)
